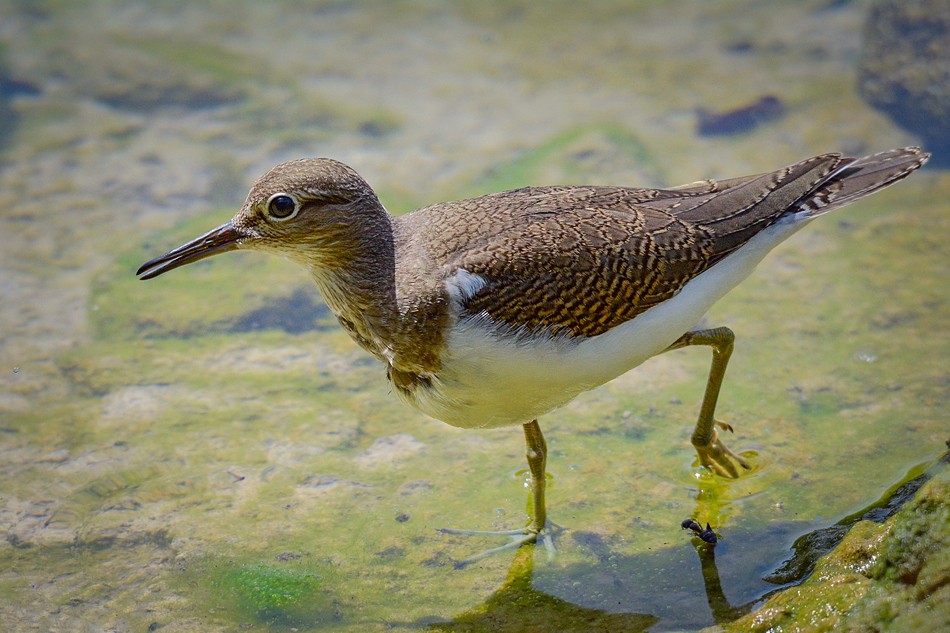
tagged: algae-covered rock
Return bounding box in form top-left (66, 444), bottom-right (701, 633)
top-left (718, 460), bottom-right (950, 632)
top-left (858, 0), bottom-right (950, 161)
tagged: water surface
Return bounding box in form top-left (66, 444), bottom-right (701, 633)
top-left (0, 1), bottom-right (947, 631)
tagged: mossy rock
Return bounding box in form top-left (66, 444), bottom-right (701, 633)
top-left (858, 0), bottom-right (950, 162)
top-left (718, 461), bottom-right (950, 632)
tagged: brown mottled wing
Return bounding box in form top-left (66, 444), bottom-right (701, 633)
top-left (448, 153), bottom-right (848, 337)
top-left (453, 204), bottom-right (715, 337)
top-left (405, 147), bottom-right (926, 338)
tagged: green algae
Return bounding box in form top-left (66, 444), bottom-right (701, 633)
top-left (215, 562), bottom-right (336, 625)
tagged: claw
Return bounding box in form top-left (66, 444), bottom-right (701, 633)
top-left (715, 420), bottom-right (734, 433)
top-left (694, 427), bottom-right (751, 478)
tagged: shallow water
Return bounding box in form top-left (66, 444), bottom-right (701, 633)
top-left (1, 1), bottom-right (947, 631)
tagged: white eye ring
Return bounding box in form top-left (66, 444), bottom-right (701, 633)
top-left (266, 193), bottom-right (299, 220)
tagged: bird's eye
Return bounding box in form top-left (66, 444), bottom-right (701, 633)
top-left (267, 194), bottom-right (298, 219)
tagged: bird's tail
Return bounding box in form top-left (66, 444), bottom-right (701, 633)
top-left (797, 147), bottom-right (929, 218)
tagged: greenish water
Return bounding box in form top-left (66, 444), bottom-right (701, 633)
top-left (1, 1), bottom-right (947, 631)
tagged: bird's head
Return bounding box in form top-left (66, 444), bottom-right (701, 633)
top-left (137, 158), bottom-right (388, 280)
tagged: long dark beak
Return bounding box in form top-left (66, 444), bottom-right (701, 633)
top-left (136, 221), bottom-right (246, 280)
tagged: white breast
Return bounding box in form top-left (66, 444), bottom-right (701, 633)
top-left (411, 214), bottom-right (811, 429)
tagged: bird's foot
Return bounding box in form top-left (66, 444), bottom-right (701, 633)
top-left (693, 422), bottom-right (751, 478)
top-left (437, 523), bottom-right (559, 568)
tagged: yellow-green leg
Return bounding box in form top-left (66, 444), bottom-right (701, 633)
top-left (523, 419), bottom-right (547, 534)
top-left (437, 419), bottom-right (553, 567)
top-left (666, 327), bottom-right (751, 478)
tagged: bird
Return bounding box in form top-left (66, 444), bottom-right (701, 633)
top-left (137, 147), bottom-right (928, 559)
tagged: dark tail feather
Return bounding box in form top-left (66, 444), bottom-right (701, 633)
top-left (798, 147), bottom-right (930, 217)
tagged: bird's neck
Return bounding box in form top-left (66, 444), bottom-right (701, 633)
top-left (295, 202), bottom-right (402, 364)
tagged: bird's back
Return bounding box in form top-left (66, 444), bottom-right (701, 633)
top-left (394, 148), bottom-right (927, 340)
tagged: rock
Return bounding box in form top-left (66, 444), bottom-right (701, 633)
top-left (717, 458), bottom-right (949, 632)
top-left (858, 0), bottom-right (950, 162)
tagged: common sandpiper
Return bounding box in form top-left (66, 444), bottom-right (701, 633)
top-left (137, 147), bottom-right (928, 560)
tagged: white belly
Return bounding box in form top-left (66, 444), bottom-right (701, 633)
top-left (411, 215), bottom-right (810, 429)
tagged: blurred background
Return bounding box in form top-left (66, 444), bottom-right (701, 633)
top-left (0, 1), bottom-right (947, 631)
